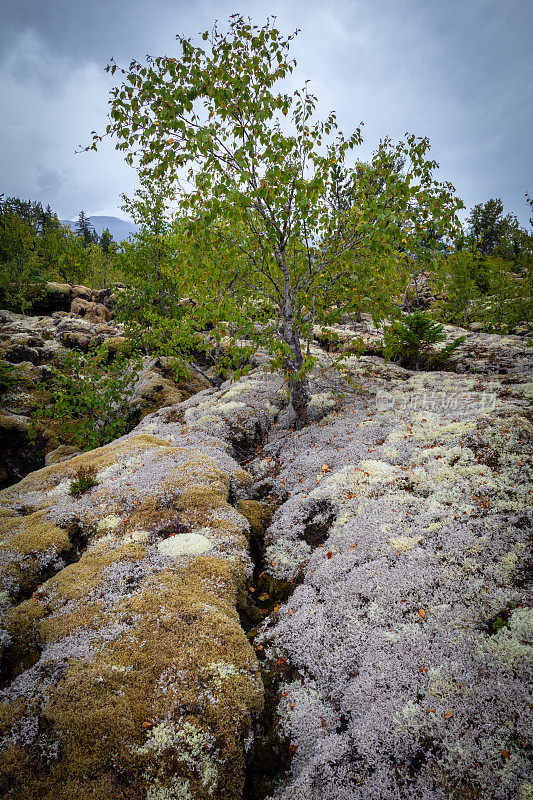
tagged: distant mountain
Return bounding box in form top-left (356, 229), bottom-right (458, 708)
top-left (60, 216), bottom-right (139, 242)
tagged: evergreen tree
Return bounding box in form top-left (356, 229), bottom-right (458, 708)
top-left (99, 228), bottom-right (114, 253)
top-left (39, 204), bottom-right (61, 233)
top-left (75, 211), bottom-right (98, 247)
top-left (467, 197), bottom-right (532, 264)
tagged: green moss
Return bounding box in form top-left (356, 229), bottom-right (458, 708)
top-left (3, 597), bottom-right (48, 680)
top-left (236, 500), bottom-right (275, 540)
top-left (0, 432), bottom-right (264, 799)
top-left (0, 511), bottom-right (73, 601)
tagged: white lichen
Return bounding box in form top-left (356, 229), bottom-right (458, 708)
top-left (157, 531), bottom-right (214, 558)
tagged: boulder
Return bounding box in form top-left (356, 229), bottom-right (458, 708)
top-left (0, 314), bottom-right (58, 366)
top-left (104, 335), bottom-right (131, 356)
top-left (129, 358), bottom-right (211, 422)
top-left (71, 284), bottom-right (93, 301)
top-left (44, 445), bottom-right (81, 466)
top-left (95, 323), bottom-right (118, 336)
top-left (96, 288), bottom-right (117, 311)
top-left (39, 283), bottom-right (73, 312)
top-left (0, 411), bottom-right (55, 488)
top-left (70, 298), bottom-right (110, 324)
top-left (57, 329), bottom-right (91, 351)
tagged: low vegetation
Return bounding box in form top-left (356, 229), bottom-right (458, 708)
top-left (32, 341), bottom-right (141, 450)
top-left (383, 310), bottom-right (466, 369)
top-left (68, 464), bottom-right (98, 496)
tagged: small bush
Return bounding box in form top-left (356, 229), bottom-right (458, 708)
top-left (69, 465), bottom-right (98, 497)
top-left (435, 251), bottom-right (532, 332)
top-left (383, 310), bottom-right (465, 369)
top-left (32, 341), bottom-right (141, 450)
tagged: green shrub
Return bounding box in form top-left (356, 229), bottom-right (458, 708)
top-left (383, 310), bottom-right (465, 369)
top-left (32, 341), bottom-right (141, 450)
top-left (0, 210), bottom-right (48, 312)
top-left (69, 465), bottom-right (98, 496)
top-left (435, 251), bottom-right (532, 332)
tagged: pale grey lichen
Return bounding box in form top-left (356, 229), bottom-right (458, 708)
top-left (254, 353), bottom-right (532, 800)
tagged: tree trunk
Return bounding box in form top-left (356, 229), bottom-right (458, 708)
top-left (280, 252), bottom-right (310, 429)
top-left (289, 373), bottom-right (310, 429)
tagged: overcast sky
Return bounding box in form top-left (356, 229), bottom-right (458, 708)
top-left (0, 0), bottom-right (532, 225)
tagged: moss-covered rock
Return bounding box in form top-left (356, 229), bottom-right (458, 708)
top-left (0, 415), bottom-right (270, 798)
top-left (0, 310), bottom-right (219, 487)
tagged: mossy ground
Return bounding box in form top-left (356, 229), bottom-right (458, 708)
top-left (0, 427), bottom-right (264, 799)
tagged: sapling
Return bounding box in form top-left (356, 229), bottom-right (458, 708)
top-left (383, 309), bottom-right (465, 369)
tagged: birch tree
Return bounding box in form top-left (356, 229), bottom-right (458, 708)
top-left (90, 14), bottom-right (462, 426)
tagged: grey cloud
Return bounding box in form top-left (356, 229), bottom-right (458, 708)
top-left (36, 166), bottom-right (69, 200)
top-left (0, 0), bottom-right (531, 223)
top-left (2, 29), bottom-right (72, 95)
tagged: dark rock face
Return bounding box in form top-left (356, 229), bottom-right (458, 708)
top-left (30, 282), bottom-right (73, 313)
top-left (0, 411), bottom-right (49, 486)
top-left (22, 282), bottom-right (118, 319)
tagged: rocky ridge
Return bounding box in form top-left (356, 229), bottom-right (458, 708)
top-left (0, 372), bottom-right (286, 799)
top-left (254, 352), bottom-right (532, 800)
top-left (0, 306), bottom-right (531, 799)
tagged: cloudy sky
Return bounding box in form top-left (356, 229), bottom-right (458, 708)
top-left (1, 0), bottom-right (532, 225)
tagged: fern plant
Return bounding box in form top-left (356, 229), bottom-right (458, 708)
top-left (383, 310), bottom-right (465, 369)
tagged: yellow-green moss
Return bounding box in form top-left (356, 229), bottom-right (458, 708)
top-left (5, 511), bottom-right (70, 557)
top-left (0, 430), bottom-right (263, 800)
top-left (4, 597), bottom-right (47, 677)
top-left (236, 499), bottom-right (274, 539)
top-left (0, 511), bottom-right (72, 600)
